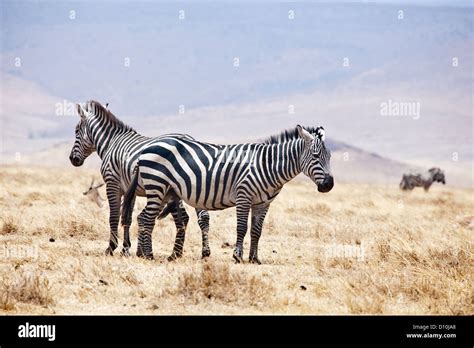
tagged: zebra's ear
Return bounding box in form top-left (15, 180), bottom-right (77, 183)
top-left (76, 103), bottom-right (86, 120)
top-left (297, 125), bottom-right (314, 144)
top-left (317, 127), bottom-right (325, 141)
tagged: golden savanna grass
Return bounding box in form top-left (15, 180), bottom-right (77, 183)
top-left (0, 165), bottom-right (472, 314)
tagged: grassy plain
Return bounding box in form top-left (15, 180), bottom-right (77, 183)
top-left (0, 166), bottom-right (472, 314)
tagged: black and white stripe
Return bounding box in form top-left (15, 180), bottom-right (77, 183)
top-left (122, 125), bottom-right (334, 263)
top-left (69, 100), bottom-right (211, 259)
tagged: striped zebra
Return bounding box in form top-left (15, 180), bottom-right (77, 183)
top-left (399, 167), bottom-right (446, 191)
top-left (69, 100), bottom-right (211, 259)
top-left (121, 125), bottom-right (334, 263)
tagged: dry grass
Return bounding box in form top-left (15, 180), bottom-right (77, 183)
top-left (1, 216), bottom-right (20, 235)
top-left (0, 165), bottom-right (472, 315)
top-left (164, 260), bottom-right (274, 308)
top-left (1, 270), bottom-right (54, 310)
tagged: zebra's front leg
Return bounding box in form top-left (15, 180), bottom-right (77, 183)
top-left (137, 195), bottom-right (163, 260)
top-left (249, 204), bottom-right (270, 265)
top-left (167, 201), bottom-right (189, 261)
top-left (197, 209), bottom-right (211, 258)
top-left (105, 184), bottom-right (121, 256)
top-left (120, 195), bottom-right (136, 257)
top-left (233, 199), bottom-right (251, 263)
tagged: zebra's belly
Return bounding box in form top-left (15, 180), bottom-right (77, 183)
top-left (179, 193), bottom-right (236, 211)
top-left (250, 187), bottom-right (281, 206)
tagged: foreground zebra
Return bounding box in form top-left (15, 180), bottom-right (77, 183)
top-left (122, 125), bottom-right (334, 263)
top-left (69, 100), bottom-right (211, 259)
top-left (399, 167), bottom-right (446, 192)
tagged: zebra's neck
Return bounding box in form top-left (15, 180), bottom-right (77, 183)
top-left (254, 139), bottom-right (304, 190)
top-left (88, 118), bottom-right (136, 159)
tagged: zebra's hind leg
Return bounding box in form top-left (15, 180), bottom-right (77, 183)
top-left (136, 196), bottom-right (163, 260)
top-left (248, 204), bottom-right (270, 265)
top-left (233, 197), bottom-right (252, 263)
top-left (121, 195), bottom-right (136, 257)
top-left (105, 184), bottom-right (121, 256)
top-left (197, 209), bottom-right (211, 258)
top-left (120, 225), bottom-right (131, 257)
top-left (167, 200), bottom-right (189, 261)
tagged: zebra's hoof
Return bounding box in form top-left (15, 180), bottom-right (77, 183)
top-left (120, 249), bottom-right (131, 257)
top-left (105, 247), bottom-right (114, 256)
top-left (233, 247), bottom-right (243, 263)
top-left (201, 249), bottom-right (211, 259)
top-left (167, 252), bottom-right (182, 262)
top-left (233, 253), bottom-right (243, 264)
top-left (249, 257), bottom-right (261, 265)
top-left (137, 252), bottom-right (154, 260)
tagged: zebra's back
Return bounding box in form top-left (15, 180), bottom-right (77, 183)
top-left (103, 132), bottom-right (196, 194)
top-left (137, 137), bottom-right (262, 210)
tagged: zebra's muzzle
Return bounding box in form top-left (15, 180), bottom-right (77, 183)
top-left (70, 154), bottom-right (83, 167)
top-left (317, 175), bottom-right (334, 193)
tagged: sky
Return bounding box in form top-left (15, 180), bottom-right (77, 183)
top-left (0, 0), bottom-right (472, 182)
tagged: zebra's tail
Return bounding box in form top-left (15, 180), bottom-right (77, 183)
top-left (157, 201), bottom-right (177, 220)
top-left (121, 165), bottom-right (140, 227)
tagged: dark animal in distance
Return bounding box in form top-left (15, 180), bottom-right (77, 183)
top-left (399, 167), bottom-right (446, 192)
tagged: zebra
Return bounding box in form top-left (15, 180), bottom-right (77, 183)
top-left (69, 100), bottom-right (211, 259)
top-left (121, 125), bottom-right (334, 263)
top-left (399, 167), bottom-right (446, 192)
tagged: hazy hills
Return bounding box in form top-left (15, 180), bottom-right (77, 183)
top-left (8, 136), bottom-right (432, 187)
top-left (1, 2), bottom-right (472, 187)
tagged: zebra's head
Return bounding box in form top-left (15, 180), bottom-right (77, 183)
top-left (297, 125), bottom-right (334, 193)
top-left (69, 103), bottom-right (96, 167)
top-left (428, 167), bottom-right (446, 185)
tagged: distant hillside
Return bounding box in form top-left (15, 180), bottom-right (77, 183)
top-left (0, 72), bottom-right (471, 187)
top-left (7, 137), bottom-right (440, 187)
top-left (1, 2), bottom-right (472, 188)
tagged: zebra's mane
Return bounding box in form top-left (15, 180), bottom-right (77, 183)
top-left (262, 126), bottom-right (324, 144)
top-left (84, 100), bottom-right (136, 132)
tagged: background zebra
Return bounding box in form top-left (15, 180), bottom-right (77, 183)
top-left (122, 125), bottom-right (333, 263)
top-left (69, 100), bottom-right (211, 259)
top-left (399, 167), bottom-right (446, 192)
